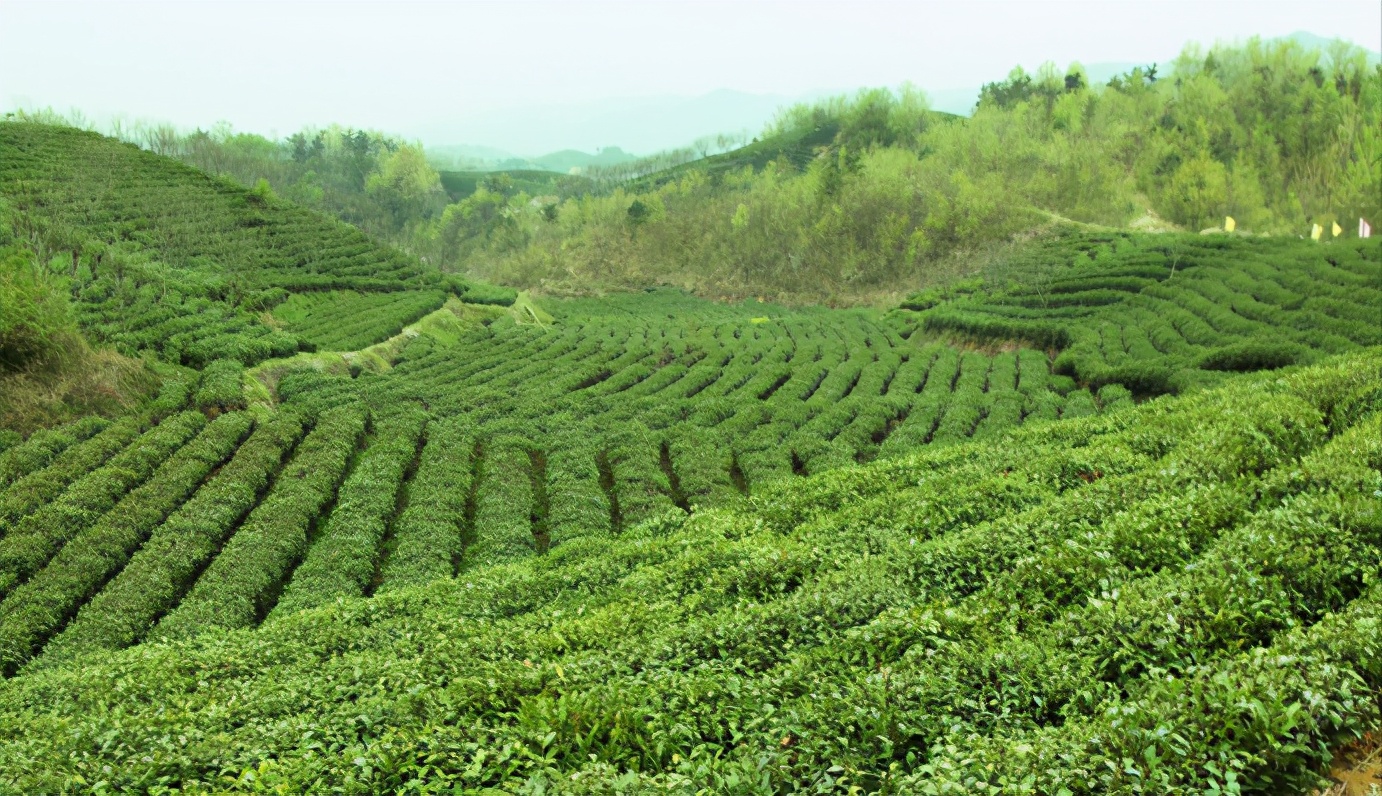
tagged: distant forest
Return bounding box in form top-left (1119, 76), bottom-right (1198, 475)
top-left (12, 36), bottom-right (1379, 304)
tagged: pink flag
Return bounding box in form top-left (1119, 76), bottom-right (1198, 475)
top-left (1361, 218), bottom-right (1373, 239)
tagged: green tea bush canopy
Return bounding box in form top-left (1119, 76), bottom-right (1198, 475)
top-left (0, 123), bottom-right (510, 367)
top-left (907, 231), bottom-right (1381, 395)
top-left (0, 350), bottom-right (1374, 793)
top-left (1, 51), bottom-right (1380, 790)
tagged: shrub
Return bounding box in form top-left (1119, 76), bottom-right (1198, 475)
top-left (0, 415), bottom-right (108, 492)
top-left (271, 409), bottom-right (426, 617)
top-left (1198, 340), bottom-right (1308, 372)
top-left (376, 418), bottom-right (475, 591)
top-left (0, 412), bottom-right (252, 674)
top-left (0, 412), bottom-right (206, 597)
top-left (192, 358), bottom-right (246, 411)
top-left (461, 282), bottom-right (519, 307)
top-left (151, 405), bottom-right (366, 638)
top-left (33, 413), bottom-right (305, 667)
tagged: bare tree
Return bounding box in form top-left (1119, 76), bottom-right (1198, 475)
top-left (66, 108), bottom-right (91, 131)
top-left (152, 124), bottom-right (180, 156)
top-left (714, 132), bottom-right (746, 154)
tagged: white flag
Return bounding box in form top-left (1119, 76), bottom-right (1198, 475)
top-left (1362, 218), bottom-right (1373, 239)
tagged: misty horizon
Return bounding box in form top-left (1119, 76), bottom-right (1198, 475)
top-left (3, 1), bottom-right (1381, 157)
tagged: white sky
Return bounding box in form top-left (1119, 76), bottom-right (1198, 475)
top-left (3, 0), bottom-right (1379, 153)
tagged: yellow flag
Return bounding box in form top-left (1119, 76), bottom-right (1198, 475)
top-left (1311, 223), bottom-right (1323, 241)
top-left (1224, 216), bottom-right (1236, 232)
top-left (1332, 221), bottom-right (1342, 237)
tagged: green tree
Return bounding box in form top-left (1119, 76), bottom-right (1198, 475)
top-left (365, 144), bottom-right (443, 230)
top-left (482, 173), bottom-right (517, 198)
top-left (1165, 152), bottom-right (1228, 229)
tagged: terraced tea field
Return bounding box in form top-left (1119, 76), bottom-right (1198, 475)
top-left (0, 123), bottom-right (509, 367)
top-left (0, 349), bottom-right (1376, 793)
top-left (282, 290), bottom-right (1111, 521)
top-left (912, 231), bottom-right (1381, 393)
top-left (270, 289), bottom-right (451, 351)
top-left (1, 121), bottom-right (1380, 793)
top-left (0, 289), bottom-right (1109, 677)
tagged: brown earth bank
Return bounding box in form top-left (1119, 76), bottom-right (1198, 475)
top-left (1319, 734), bottom-right (1382, 795)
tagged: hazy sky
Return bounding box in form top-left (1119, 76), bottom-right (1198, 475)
top-left (3, 0), bottom-right (1380, 154)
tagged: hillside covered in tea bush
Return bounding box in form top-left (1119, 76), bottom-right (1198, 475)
top-left (0, 37), bottom-right (1380, 791)
top-left (0, 123), bottom-right (513, 371)
top-left (40, 36), bottom-right (1373, 304)
top-left (0, 348), bottom-right (1376, 793)
top-left (908, 230), bottom-right (1381, 394)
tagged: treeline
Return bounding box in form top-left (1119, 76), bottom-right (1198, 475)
top-left (182, 125), bottom-right (447, 242)
top-left (438, 37), bottom-right (1379, 302)
top-left (13, 36), bottom-right (1377, 304)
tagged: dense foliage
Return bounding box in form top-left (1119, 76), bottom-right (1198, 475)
top-left (0, 351), bottom-right (1375, 792)
top-left (909, 230), bottom-right (1381, 394)
top-left (0, 241), bottom-right (160, 433)
top-left (0, 245), bottom-right (75, 372)
top-left (428, 38), bottom-right (1379, 302)
top-left (2, 37), bottom-right (1381, 791)
top-left (0, 123), bottom-right (504, 369)
top-left (193, 359), bottom-right (247, 413)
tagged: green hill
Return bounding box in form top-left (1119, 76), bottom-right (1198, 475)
top-left (0, 123), bottom-right (512, 369)
top-left (618, 114), bottom-right (842, 191)
top-left (532, 146), bottom-right (638, 173)
top-left (436, 38), bottom-right (1379, 304)
top-left (904, 230), bottom-right (1382, 394)
top-left (54, 37), bottom-right (1374, 311)
top-left (1, 71), bottom-right (1381, 792)
top-left (0, 346), bottom-right (1376, 791)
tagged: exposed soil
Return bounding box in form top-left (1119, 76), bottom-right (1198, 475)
top-left (1317, 733), bottom-right (1382, 796)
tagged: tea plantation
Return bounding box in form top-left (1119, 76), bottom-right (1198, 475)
top-left (0, 122), bottom-right (1379, 793)
top-left (0, 123), bottom-right (512, 368)
top-left (910, 231), bottom-right (1381, 395)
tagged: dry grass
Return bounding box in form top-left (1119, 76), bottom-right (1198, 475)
top-left (0, 335), bottom-right (160, 436)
